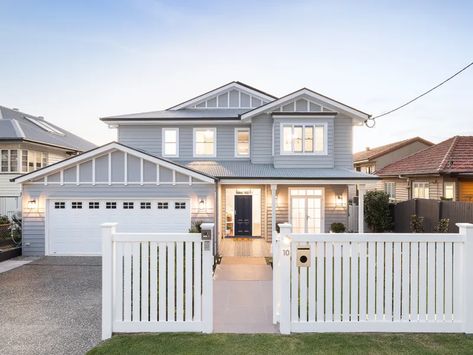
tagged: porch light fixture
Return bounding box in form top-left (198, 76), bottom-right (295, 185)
top-left (335, 194), bottom-right (345, 208)
top-left (27, 199), bottom-right (37, 210)
top-left (198, 198), bottom-right (206, 211)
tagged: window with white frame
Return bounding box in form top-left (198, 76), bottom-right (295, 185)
top-left (194, 128), bottom-right (216, 157)
top-left (444, 181), bottom-right (455, 200)
top-left (162, 128), bottom-right (179, 157)
top-left (384, 182), bottom-right (396, 201)
top-left (412, 181), bottom-right (429, 199)
top-left (235, 128), bottom-right (250, 157)
top-left (281, 124), bottom-right (326, 154)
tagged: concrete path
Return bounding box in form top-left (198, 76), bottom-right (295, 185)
top-left (0, 256), bottom-right (39, 273)
top-left (0, 256), bottom-right (101, 355)
top-left (213, 257), bottom-right (278, 333)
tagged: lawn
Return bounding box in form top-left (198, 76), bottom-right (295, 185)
top-left (88, 333), bottom-right (473, 355)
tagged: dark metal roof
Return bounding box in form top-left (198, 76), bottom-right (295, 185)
top-left (0, 106), bottom-right (96, 152)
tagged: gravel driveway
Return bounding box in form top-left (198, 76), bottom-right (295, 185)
top-left (0, 257), bottom-right (102, 355)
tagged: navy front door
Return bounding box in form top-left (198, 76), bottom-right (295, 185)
top-left (234, 195), bottom-right (252, 236)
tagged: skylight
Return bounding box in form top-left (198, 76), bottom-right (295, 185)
top-left (24, 116), bottom-right (65, 135)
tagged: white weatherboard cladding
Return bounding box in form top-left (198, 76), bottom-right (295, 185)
top-left (46, 199), bottom-right (191, 255)
top-left (118, 125), bottom-right (251, 161)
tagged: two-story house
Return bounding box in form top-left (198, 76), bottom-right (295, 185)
top-left (0, 106), bottom-right (95, 217)
top-left (13, 82), bottom-right (376, 256)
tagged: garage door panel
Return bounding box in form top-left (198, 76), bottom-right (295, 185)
top-left (48, 199), bottom-right (191, 255)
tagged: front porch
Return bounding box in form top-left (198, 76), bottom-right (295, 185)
top-left (216, 181), bottom-right (367, 257)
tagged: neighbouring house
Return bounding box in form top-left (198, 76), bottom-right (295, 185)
top-left (352, 137), bottom-right (434, 202)
top-left (375, 136), bottom-right (473, 202)
top-left (353, 137), bottom-right (433, 174)
top-left (12, 82), bottom-right (377, 256)
top-left (0, 106), bottom-right (95, 217)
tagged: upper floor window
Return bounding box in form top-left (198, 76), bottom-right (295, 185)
top-left (281, 124), bottom-right (326, 155)
top-left (194, 128), bottom-right (216, 157)
top-left (1, 149), bottom-right (48, 173)
top-left (162, 128), bottom-right (179, 157)
top-left (365, 165), bottom-right (376, 174)
top-left (412, 181), bottom-right (429, 199)
top-left (235, 128), bottom-right (250, 157)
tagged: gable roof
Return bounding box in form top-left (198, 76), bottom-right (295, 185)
top-left (167, 81), bottom-right (277, 110)
top-left (376, 136), bottom-right (473, 176)
top-left (353, 137), bottom-right (434, 163)
top-left (11, 141), bottom-right (216, 184)
top-left (0, 106), bottom-right (96, 152)
top-left (239, 88), bottom-right (371, 122)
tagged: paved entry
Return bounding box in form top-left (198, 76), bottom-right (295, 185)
top-left (213, 257), bottom-right (277, 333)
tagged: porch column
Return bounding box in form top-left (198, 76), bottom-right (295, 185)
top-left (271, 184), bottom-right (277, 237)
top-left (358, 184), bottom-right (366, 233)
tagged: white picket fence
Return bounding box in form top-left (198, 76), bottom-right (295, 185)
top-left (274, 223), bottom-right (473, 334)
top-left (101, 223), bottom-right (214, 339)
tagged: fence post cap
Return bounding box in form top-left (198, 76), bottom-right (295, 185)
top-left (101, 222), bottom-right (118, 228)
top-left (456, 223), bottom-right (473, 229)
top-left (200, 222), bottom-right (215, 230)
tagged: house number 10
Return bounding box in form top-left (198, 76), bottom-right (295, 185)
top-left (282, 249), bottom-right (290, 256)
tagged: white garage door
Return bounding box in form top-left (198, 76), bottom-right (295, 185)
top-left (47, 199), bottom-right (191, 255)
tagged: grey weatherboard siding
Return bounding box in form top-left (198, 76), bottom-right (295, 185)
top-left (117, 113), bottom-right (354, 170)
top-left (118, 124), bottom-right (251, 161)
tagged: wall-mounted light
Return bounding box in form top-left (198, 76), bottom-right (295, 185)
top-left (198, 197), bottom-right (206, 211)
top-left (335, 194), bottom-right (346, 208)
top-left (27, 200), bottom-right (37, 209)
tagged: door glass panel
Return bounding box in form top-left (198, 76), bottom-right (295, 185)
top-left (291, 197), bottom-right (306, 233)
top-left (307, 197), bottom-right (322, 233)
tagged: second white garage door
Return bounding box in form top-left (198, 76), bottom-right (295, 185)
top-left (47, 198), bottom-right (191, 255)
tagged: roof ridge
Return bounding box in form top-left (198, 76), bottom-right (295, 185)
top-left (438, 136), bottom-right (459, 172)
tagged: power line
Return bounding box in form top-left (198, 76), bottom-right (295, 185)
top-left (369, 60), bottom-right (473, 122)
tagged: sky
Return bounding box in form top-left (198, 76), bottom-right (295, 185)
top-left (0, 0), bottom-right (472, 152)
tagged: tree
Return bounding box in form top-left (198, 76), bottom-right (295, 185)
top-left (364, 190), bottom-right (392, 232)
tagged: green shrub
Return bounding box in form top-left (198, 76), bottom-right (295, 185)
top-left (364, 191), bottom-right (392, 232)
top-left (434, 218), bottom-right (450, 233)
top-left (410, 215), bottom-right (424, 233)
top-left (330, 222), bottom-right (346, 233)
top-left (189, 220), bottom-right (203, 233)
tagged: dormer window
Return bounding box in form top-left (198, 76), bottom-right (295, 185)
top-left (162, 128), bottom-right (179, 157)
top-left (194, 128), bottom-right (216, 157)
top-left (281, 123), bottom-right (326, 155)
top-left (235, 128), bottom-right (250, 157)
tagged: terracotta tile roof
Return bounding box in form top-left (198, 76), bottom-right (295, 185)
top-left (376, 136), bottom-right (473, 176)
top-left (353, 137), bottom-right (433, 163)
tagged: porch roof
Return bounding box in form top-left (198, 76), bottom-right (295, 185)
top-left (182, 160), bottom-right (378, 180)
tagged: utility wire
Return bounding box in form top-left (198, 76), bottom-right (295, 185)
top-left (370, 61), bottom-right (473, 120)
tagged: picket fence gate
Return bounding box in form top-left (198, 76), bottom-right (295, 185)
top-left (273, 223), bottom-right (473, 334)
top-left (101, 223), bottom-right (214, 339)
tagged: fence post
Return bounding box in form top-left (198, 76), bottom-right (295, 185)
top-left (458, 223), bottom-right (473, 334)
top-left (101, 222), bottom-right (117, 340)
top-left (272, 230), bottom-right (280, 324)
top-left (200, 222), bottom-right (215, 334)
top-left (278, 223), bottom-right (292, 334)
